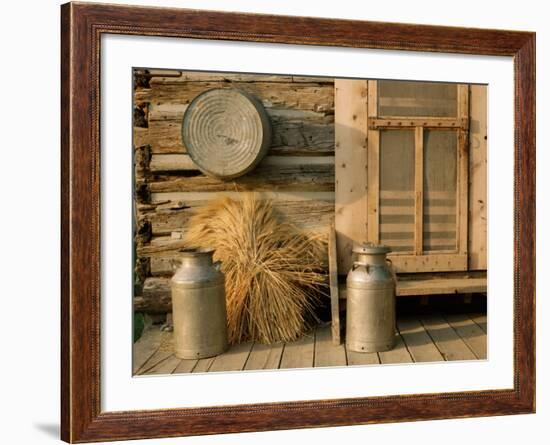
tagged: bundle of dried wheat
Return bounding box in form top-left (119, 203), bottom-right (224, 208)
top-left (183, 193), bottom-right (327, 344)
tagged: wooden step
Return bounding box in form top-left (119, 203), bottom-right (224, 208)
top-left (339, 277), bottom-right (487, 298)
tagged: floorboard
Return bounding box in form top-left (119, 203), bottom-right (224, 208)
top-left (244, 342), bottom-right (284, 371)
top-left (173, 358), bottom-right (197, 374)
top-left (445, 314), bottom-right (487, 359)
top-left (347, 349), bottom-right (380, 366)
top-left (208, 341), bottom-right (254, 372)
top-left (279, 331), bottom-right (315, 369)
top-left (145, 354), bottom-right (182, 375)
top-left (192, 357), bottom-right (215, 373)
top-left (133, 328), bottom-right (164, 374)
top-left (420, 314), bottom-right (477, 361)
top-left (397, 317), bottom-right (445, 363)
top-left (134, 311), bottom-right (487, 374)
top-left (469, 313), bottom-right (487, 333)
top-left (378, 333), bottom-right (413, 364)
top-left (314, 324), bottom-right (347, 368)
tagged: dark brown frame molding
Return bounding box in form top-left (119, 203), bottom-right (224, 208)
top-left (61, 2), bottom-right (536, 442)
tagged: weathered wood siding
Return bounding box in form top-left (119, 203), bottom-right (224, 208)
top-left (335, 81), bottom-right (487, 275)
top-left (134, 71), bottom-right (487, 313)
top-left (134, 70), bottom-right (335, 311)
top-left (468, 85), bottom-right (487, 270)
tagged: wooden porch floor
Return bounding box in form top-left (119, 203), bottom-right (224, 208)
top-left (134, 312), bottom-right (487, 376)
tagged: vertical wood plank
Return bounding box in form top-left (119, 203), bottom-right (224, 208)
top-left (468, 85), bottom-right (488, 269)
top-left (314, 324), bottom-right (347, 367)
top-left (208, 341), bottom-right (254, 372)
top-left (244, 343), bottom-right (284, 371)
top-left (378, 334), bottom-right (413, 364)
top-left (133, 328), bottom-right (163, 374)
top-left (367, 80), bottom-right (380, 244)
top-left (469, 313), bottom-right (488, 333)
top-left (445, 314), bottom-right (487, 359)
top-left (414, 126), bottom-right (424, 255)
top-left (420, 314), bottom-right (476, 361)
top-left (191, 357), bottom-right (215, 373)
top-left (136, 349), bottom-right (173, 375)
top-left (144, 354), bottom-right (183, 375)
top-left (457, 85), bottom-right (470, 256)
top-left (173, 358), bottom-right (199, 374)
top-left (347, 349), bottom-right (380, 366)
top-left (335, 79), bottom-right (369, 274)
top-left (328, 220), bottom-right (341, 344)
top-left (397, 317), bottom-right (444, 363)
top-left (279, 332), bottom-right (315, 369)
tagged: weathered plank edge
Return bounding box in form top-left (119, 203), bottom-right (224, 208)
top-left (328, 221), bottom-right (340, 345)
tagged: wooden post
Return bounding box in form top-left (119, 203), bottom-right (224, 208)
top-left (457, 85), bottom-right (470, 256)
top-left (468, 85), bottom-right (487, 270)
top-left (334, 79), bottom-right (369, 274)
top-left (414, 126), bottom-right (424, 255)
top-left (328, 220), bottom-right (341, 345)
top-left (367, 80), bottom-right (380, 244)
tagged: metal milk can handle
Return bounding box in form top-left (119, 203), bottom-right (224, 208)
top-left (352, 261), bottom-right (369, 273)
top-left (213, 260), bottom-right (222, 272)
top-left (386, 258), bottom-right (398, 285)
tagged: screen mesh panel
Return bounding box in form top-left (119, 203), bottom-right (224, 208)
top-left (378, 80), bottom-right (458, 117)
top-left (423, 130), bottom-right (458, 252)
top-left (379, 130), bottom-right (415, 253)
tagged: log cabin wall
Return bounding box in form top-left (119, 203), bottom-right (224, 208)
top-left (133, 71), bottom-right (487, 315)
top-left (133, 70), bottom-right (336, 313)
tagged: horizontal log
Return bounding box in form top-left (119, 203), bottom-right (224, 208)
top-left (150, 190), bottom-right (334, 204)
top-left (148, 104), bottom-right (333, 122)
top-left (149, 154), bottom-right (333, 172)
top-left (137, 238), bottom-right (187, 256)
top-left (149, 154), bottom-right (197, 172)
top-left (141, 70), bottom-right (333, 85)
top-left (136, 107), bottom-right (334, 155)
top-left (140, 194), bottom-right (335, 236)
top-left (150, 257), bottom-right (181, 276)
top-left (136, 82), bottom-right (334, 113)
top-left (134, 277), bottom-right (173, 313)
top-left (148, 160), bottom-right (335, 193)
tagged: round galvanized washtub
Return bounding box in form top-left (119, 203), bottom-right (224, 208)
top-left (171, 249), bottom-right (228, 359)
top-left (346, 244), bottom-right (396, 353)
top-left (182, 88), bottom-right (271, 179)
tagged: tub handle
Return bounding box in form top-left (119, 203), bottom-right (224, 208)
top-left (213, 260), bottom-right (222, 272)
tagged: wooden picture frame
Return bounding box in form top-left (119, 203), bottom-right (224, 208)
top-left (61, 2), bottom-right (535, 442)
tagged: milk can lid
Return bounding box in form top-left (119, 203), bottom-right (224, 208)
top-left (352, 243), bottom-right (391, 255)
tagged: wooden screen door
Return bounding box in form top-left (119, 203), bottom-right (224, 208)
top-left (366, 80), bottom-right (470, 273)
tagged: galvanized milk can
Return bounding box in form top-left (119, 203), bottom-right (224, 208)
top-left (171, 249), bottom-right (228, 359)
top-left (346, 244), bottom-right (396, 353)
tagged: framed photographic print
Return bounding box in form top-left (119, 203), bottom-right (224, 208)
top-left (61, 2), bottom-right (535, 442)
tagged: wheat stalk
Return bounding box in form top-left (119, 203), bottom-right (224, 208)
top-left (183, 193), bottom-right (327, 344)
